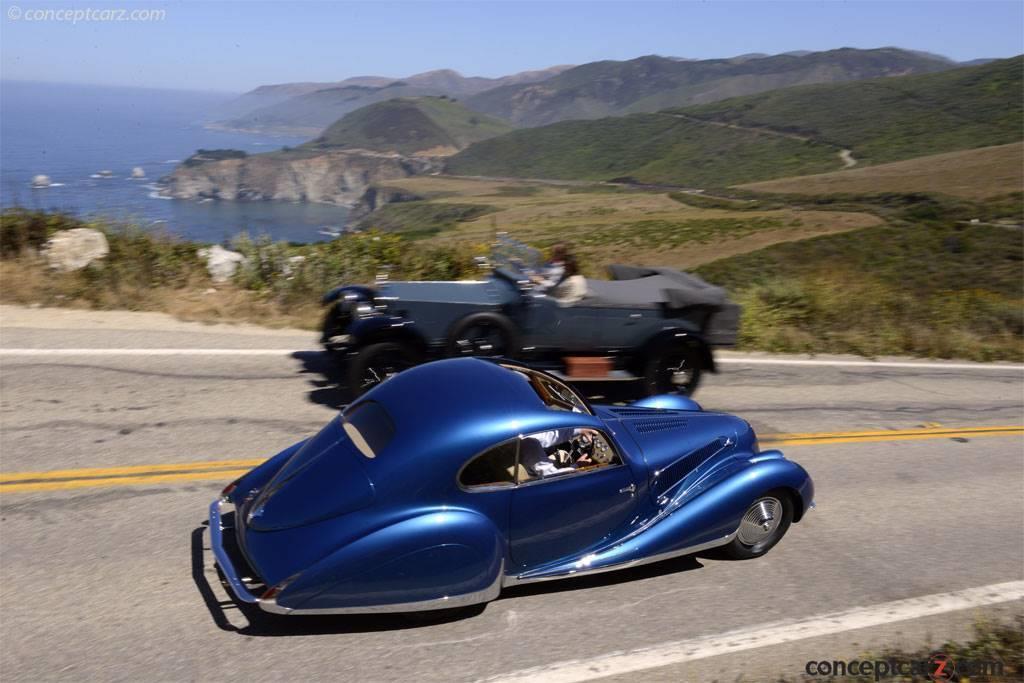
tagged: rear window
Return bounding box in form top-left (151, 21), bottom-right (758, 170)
top-left (342, 401), bottom-right (395, 459)
top-left (502, 364), bottom-right (592, 414)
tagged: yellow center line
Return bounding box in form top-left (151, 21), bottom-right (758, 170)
top-left (763, 428), bottom-right (1023, 447)
top-left (765, 425), bottom-right (1023, 440)
top-left (0, 469), bottom-right (253, 494)
top-left (1, 425), bottom-right (1021, 494)
top-left (0, 458), bottom-right (265, 482)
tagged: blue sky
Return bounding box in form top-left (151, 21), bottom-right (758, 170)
top-left (1, 0), bottom-right (1021, 93)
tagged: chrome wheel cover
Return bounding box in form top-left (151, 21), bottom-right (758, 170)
top-left (737, 497), bottom-right (782, 546)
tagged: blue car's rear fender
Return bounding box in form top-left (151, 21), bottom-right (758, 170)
top-left (275, 507), bottom-right (503, 612)
top-left (225, 439), bottom-right (305, 503)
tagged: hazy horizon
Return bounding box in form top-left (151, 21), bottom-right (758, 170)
top-left (1, 0), bottom-right (1021, 92)
top-left (0, 46), bottom-right (1016, 98)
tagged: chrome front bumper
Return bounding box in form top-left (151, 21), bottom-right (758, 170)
top-left (208, 498), bottom-right (261, 605)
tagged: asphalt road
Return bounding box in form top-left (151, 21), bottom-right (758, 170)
top-left (1, 307), bottom-right (1022, 682)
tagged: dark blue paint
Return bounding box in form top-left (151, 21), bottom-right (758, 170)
top-left (218, 358), bottom-right (814, 612)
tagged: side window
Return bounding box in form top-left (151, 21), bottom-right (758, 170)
top-left (459, 440), bottom-right (518, 489)
top-left (517, 428), bottom-right (622, 483)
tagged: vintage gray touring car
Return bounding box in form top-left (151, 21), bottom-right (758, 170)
top-left (321, 239), bottom-right (739, 396)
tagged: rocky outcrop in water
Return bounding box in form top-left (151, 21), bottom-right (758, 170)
top-left (160, 149), bottom-right (442, 207)
top-left (347, 185), bottom-right (425, 223)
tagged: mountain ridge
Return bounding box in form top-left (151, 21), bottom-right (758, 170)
top-left (464, 47), bottom-right (959, 126)
top-left (215, 65), bottom-right (572, 135)
top-left (446, 56), bottom-right (1024, 187)
top-left (302, 96), bottom-right (513, 155)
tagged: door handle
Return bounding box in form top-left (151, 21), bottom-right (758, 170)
top-left (619, 483), bottom-right (636, 496)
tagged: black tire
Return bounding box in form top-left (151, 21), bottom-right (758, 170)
top-left (643, 343), bottom-right (703, 395)
top-left (721, 491), bottom-right (794, 560)
top-left (321, 301), bottom-right (351, 352)
top-left (348, 342), bottom-right (421, 396)
top-left (446, 313), bottom-right (520, 359)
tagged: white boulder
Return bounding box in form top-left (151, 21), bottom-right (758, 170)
top-left (31, 175), bottom-right (51, 188)
top-left (44, 228), bottom-right (110, 272)
top-left (131, 167), bottom-right (146, 178)
top-left (198, 245), bottom-right (246, 283)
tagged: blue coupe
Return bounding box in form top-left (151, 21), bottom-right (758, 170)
top-left (210, 358), bottom-right (814, 615)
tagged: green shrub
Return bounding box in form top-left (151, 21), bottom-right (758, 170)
top-left (0, 209), bottom-right (87, 257)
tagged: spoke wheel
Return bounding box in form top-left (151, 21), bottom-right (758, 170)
top-left (448, 315), bottom-right (519, 358)
top-left (349, 342), bottom-right (420, 396)
top-left (643, 345), bottom-right (703, 396)
top-left (454, 322), bottom-right (507, 357)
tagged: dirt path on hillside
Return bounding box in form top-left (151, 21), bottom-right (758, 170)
top-left (668, 112), bottom-right (856, 169)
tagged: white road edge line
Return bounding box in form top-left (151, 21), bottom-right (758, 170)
top-left (1, 349), bottom-right (1021, 371)
top-left (480, 580), bottom-right (1024, 683)
top-left (716, 358), bottom-right (1024, 371)
top-left (0, 349), bottom-right (298, 356)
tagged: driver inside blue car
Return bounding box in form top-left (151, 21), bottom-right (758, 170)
top-left (519, 429), bottom-right (597, 479)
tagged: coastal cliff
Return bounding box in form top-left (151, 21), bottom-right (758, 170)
top-left (159, 148), bottom-right (442, 207)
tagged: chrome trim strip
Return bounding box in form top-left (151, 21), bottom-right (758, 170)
top-left (259, 560), bottom-right (505, 615)
top-left (502, 530), bottom-right (737, 587)
top-left (651, 438), bottom-right (730, 500)
top-left (208, 499), bottom-right (259, 604)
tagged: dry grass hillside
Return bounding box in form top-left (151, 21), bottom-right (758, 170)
top-left (738, 142), bottom-right (1024, 199)
top-left (373, 176), bottom-right (881, 270)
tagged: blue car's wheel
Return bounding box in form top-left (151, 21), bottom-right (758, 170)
top-left (722, 492), bottom-right (793, 560)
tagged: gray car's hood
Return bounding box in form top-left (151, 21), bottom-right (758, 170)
top-left (379, 278), bottom-right (515, 305)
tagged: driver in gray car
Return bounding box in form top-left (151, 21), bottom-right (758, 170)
top-left (530, 244), bottom-right (587, 306)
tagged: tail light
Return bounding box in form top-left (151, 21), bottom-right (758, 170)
top-left (260, 573), bottom-right (299, 602)
top-left (221, 479), bottom-right (239, 499)
top-left (260, 585), bottom-right (282, 601)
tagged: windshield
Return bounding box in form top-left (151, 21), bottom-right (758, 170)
top-left (502, 364), bottom-right (592, 414)
top-left (342, 401), bottom-right (395, 458)
top-left (491, 233), bottom-right (543, 278)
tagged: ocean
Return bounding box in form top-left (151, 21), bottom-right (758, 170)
top-left (0, 81), bottom-right (349, 243)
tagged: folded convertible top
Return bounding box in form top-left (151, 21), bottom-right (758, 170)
top-left (581, 265), bottom-right (729, 309)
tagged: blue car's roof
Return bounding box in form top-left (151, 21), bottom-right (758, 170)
top-left (356, 359), bottom-right (604, 474)
top-left (368, 357), bottom-right (544, 432)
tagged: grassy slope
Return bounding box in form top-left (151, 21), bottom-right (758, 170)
top-left (738, 142), bottom-right (1024, 199)
top-left (4, 185), bottom-right (1021, 361)
top-left (382, 176), bottom-right (882, 269)
top-left (448, 57), bottom-right (1023, 186)
top-left (304, 97), bottom-right (512, 155)
top-left (694, 195), bottom-right (1024, 360)
top-left (354, 200), bottom-right (499, 239)
top-left (683, 56), bottom-right (1023, 164)
top-left (446, 114), bottom-right (840, 186)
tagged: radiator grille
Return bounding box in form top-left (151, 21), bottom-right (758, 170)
top-left (609, 407), bottom-right (683, 417)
